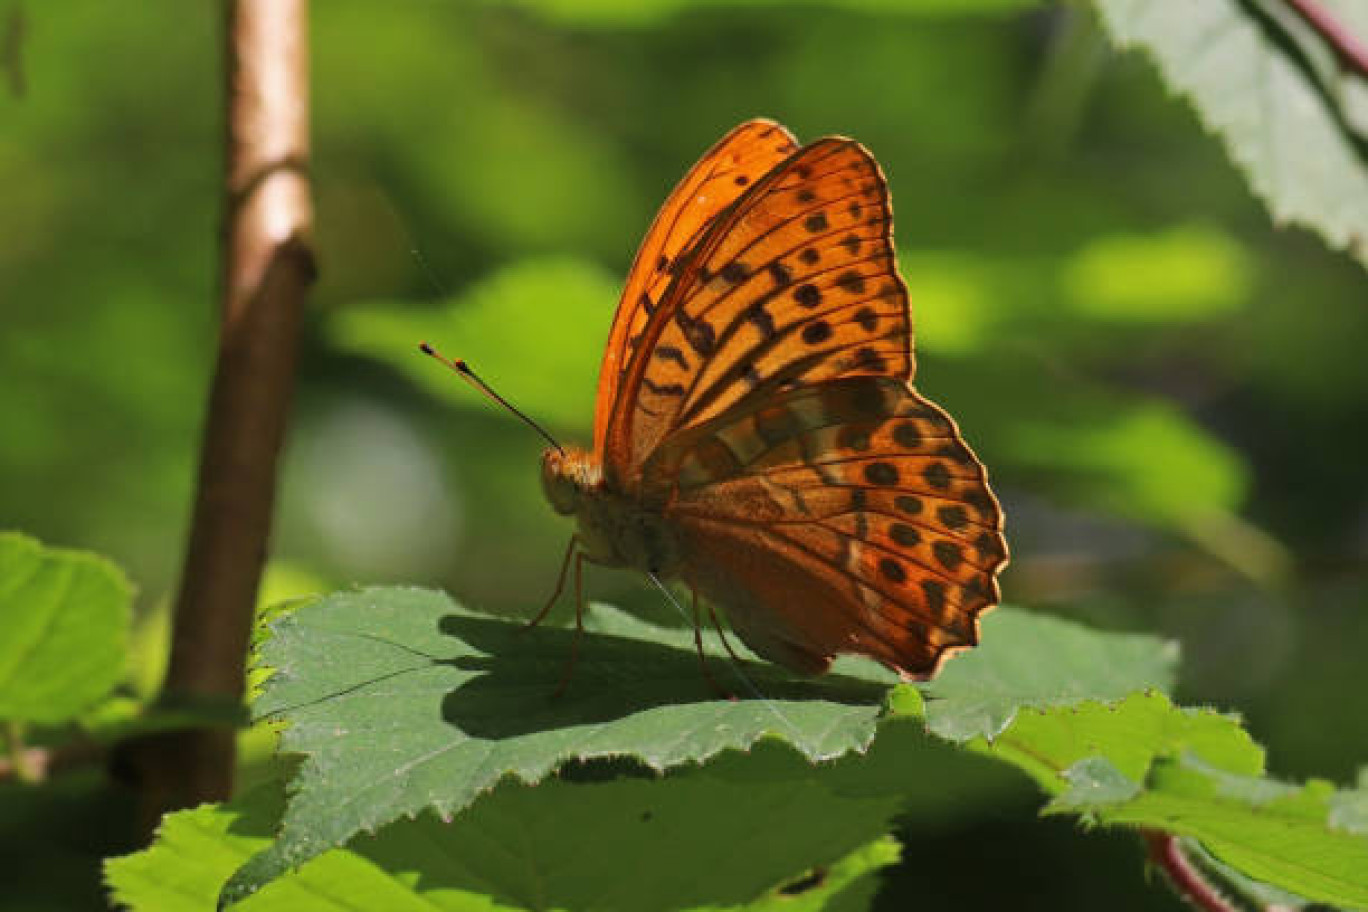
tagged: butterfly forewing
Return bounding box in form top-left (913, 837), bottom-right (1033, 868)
top-left (593, 119), bottom-right (799, 457)
top-left (651, 376), bottom-right (1006, 678)
top-left (605, 139), bottom-right (914, 480)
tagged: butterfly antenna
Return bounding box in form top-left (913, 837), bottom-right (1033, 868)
top-left (409, 246), bottom-right (450, 299)
top-left (645, 572), bottom-right (810, 751)
top-left (419, 342), bottom-right (565, 455)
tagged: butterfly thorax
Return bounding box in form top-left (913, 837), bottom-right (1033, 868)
top-left (541, 445), bottom-right (683, 575)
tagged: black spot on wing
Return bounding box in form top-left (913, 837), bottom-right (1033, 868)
top-left (924, 463), bottom-right (951, 490)
top-left (793, 284), bottom-right (822, 308)
top-left (864, 462), bottom-right (899, 486)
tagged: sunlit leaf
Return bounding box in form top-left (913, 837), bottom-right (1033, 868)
top-left (988, 694), bottom-right (1368, 910)
top-left (901, 252), bottom-right (1001, 355)
top-left (218, 588), bottom-right (1174, 903)
top-left (110, 776), bottom-right (903, 912)
top-left (476, 0), bottom-right (1043, 28)
top-left (1005, 400), bottom-right (1248, 526)
top-left (919, 612), bottom-right (1177, 742)
top-left (1061, 224), bottom-right (1252, 321)
top-left (999, 692), bottom-right (1264, 790)
top-left (330, 257), bottom-right (617, 433)
top-left (1065, 755), bottom-right (1368, 910)
top-left (1092, 0), bottom-right (1368, 270)
top-left (1330, 769), bottom-right (1368, 834)
top-left (0, 532), bottom-right (133, 723)
top-left (1056, 755), bottom-right (1142, 806)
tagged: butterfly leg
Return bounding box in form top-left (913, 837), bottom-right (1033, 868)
top-left (705, 600), bottom-right (745, 666)
top-left (550, 550), bottom-right (587, 699)
top-left (525, 534), bottom-right (578, 631)
top-left (691, 587), bottom-right (734, 701)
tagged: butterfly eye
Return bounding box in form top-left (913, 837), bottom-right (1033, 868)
top-left (540, 448), bottom-right (581, 516)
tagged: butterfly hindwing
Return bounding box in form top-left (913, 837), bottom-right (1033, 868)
top-left (652, 376), bottom-right (1005, 679)
top-left (606, 138), bottom-right (914, 483)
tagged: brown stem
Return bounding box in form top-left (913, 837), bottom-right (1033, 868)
top-left (1143, 831), bottom-right (1240, 912)
top-left (1284, 0), bottom-right (1368, 78)
top-left (3, 722), bottom-right (39, 784)
top-left (0, 738), bottom-right (106, 784)
top-left (120, 0), bottom-right (313, 837)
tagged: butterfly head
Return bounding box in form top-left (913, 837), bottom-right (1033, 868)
top-left (540, 445), bottom-right (601, 516)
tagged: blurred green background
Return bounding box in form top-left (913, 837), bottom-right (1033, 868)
top-left (2, 0), bottom-right (1366, 909)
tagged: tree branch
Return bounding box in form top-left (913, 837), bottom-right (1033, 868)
top-left (121, 0), bottom-right (314, 835)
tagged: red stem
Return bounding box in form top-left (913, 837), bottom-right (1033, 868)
top-left (1143, 831), bottom-right (1240, 912)
top-left (1284, 0), bottom-right (1368, 79)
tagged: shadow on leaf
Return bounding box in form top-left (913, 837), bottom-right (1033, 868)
top-left (436, 613), bottom-right (888, 740)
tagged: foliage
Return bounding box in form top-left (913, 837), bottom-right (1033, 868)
top-left (5, 0), bottom-right (1368, 909)
top-left (0, 532), bottom-right (133, 724)
top-left (1057, 755), bottom-right (1368, 908)
top-left (108, 775), bottom-right (902, 911)
top-left (1092, 0), bottom-right (1368, 271)
top-left (90, 586), bottom-right (1368, 909)
top-left (331, 258), bottom-right (616, 431)
top-left (475, 0), bottom-right (1045, 28)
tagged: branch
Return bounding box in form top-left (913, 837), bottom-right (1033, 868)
top-left (120, 0), bottom-right (314, 836)
top-left (0, 738), bottom-right (105, 785)
top-left (1284, 0), bottom-right (1368, 78)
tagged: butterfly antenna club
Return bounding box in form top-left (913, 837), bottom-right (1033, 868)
top-left (418, 342), bottom-right (565, 455)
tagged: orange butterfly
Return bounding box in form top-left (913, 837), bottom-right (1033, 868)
top-left (436, 119), bottom-right (1007, 686)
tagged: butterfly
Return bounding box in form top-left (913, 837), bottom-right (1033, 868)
top-left (447, 119), bottom-right (1007, 687)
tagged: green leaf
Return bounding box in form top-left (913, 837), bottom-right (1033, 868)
top-left (1060, 224), bottom-right (1253, 322)
top-left (1091, 0), bottom-right (1368, 270)
top-left (220, 588), bottom-right (892, 904)
top-left (220, 588), bottom-right (1174, 903)
top-left (749, 836), bottom-right (900, 912)
top-left (1092, 755), bottom-right (1368, 909)
top-left (907, 225), bottom-right (1254, 359)
top-left (113, 770), bottom-right (904, 912)
top-left (1004, 400), bottom-right (1248, 526)
top-left (1330, 768), bottom-right (1368, 834)
top-left (110, 787), bottom-right (485, 912)
top-left (969, 690), bottom-right (1368, 911)
top-left (473, 0), bottom-right (1043, 28)
top-left (1055, 755), bottom-right (1142, 807)
top-left (329, 257), bottom-right (617, 433)
top-left (919, 611), bottom-right (1178, 742)
top-left (210, 587), bottom-right (1364, 907)
top-left (0, 532), bottom-right (133, 723)
top-left (998, 692), bottom-right (1264, 792)
top-left (353, 763), bottom-right (903, 912)
top-left (1178, 838), bottom-right (1320, 912)
top-left (983, 693), bottom-right (1368, 908)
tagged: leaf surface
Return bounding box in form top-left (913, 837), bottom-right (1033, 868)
top-left (1092, 0), bottom-right (1368, 270)
top-left (220, 588), bottom-right (1175, 903)
top-left (0, 532), bottom-right (133, 722)
top-left (111, 773), bottom-right (904, 912)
